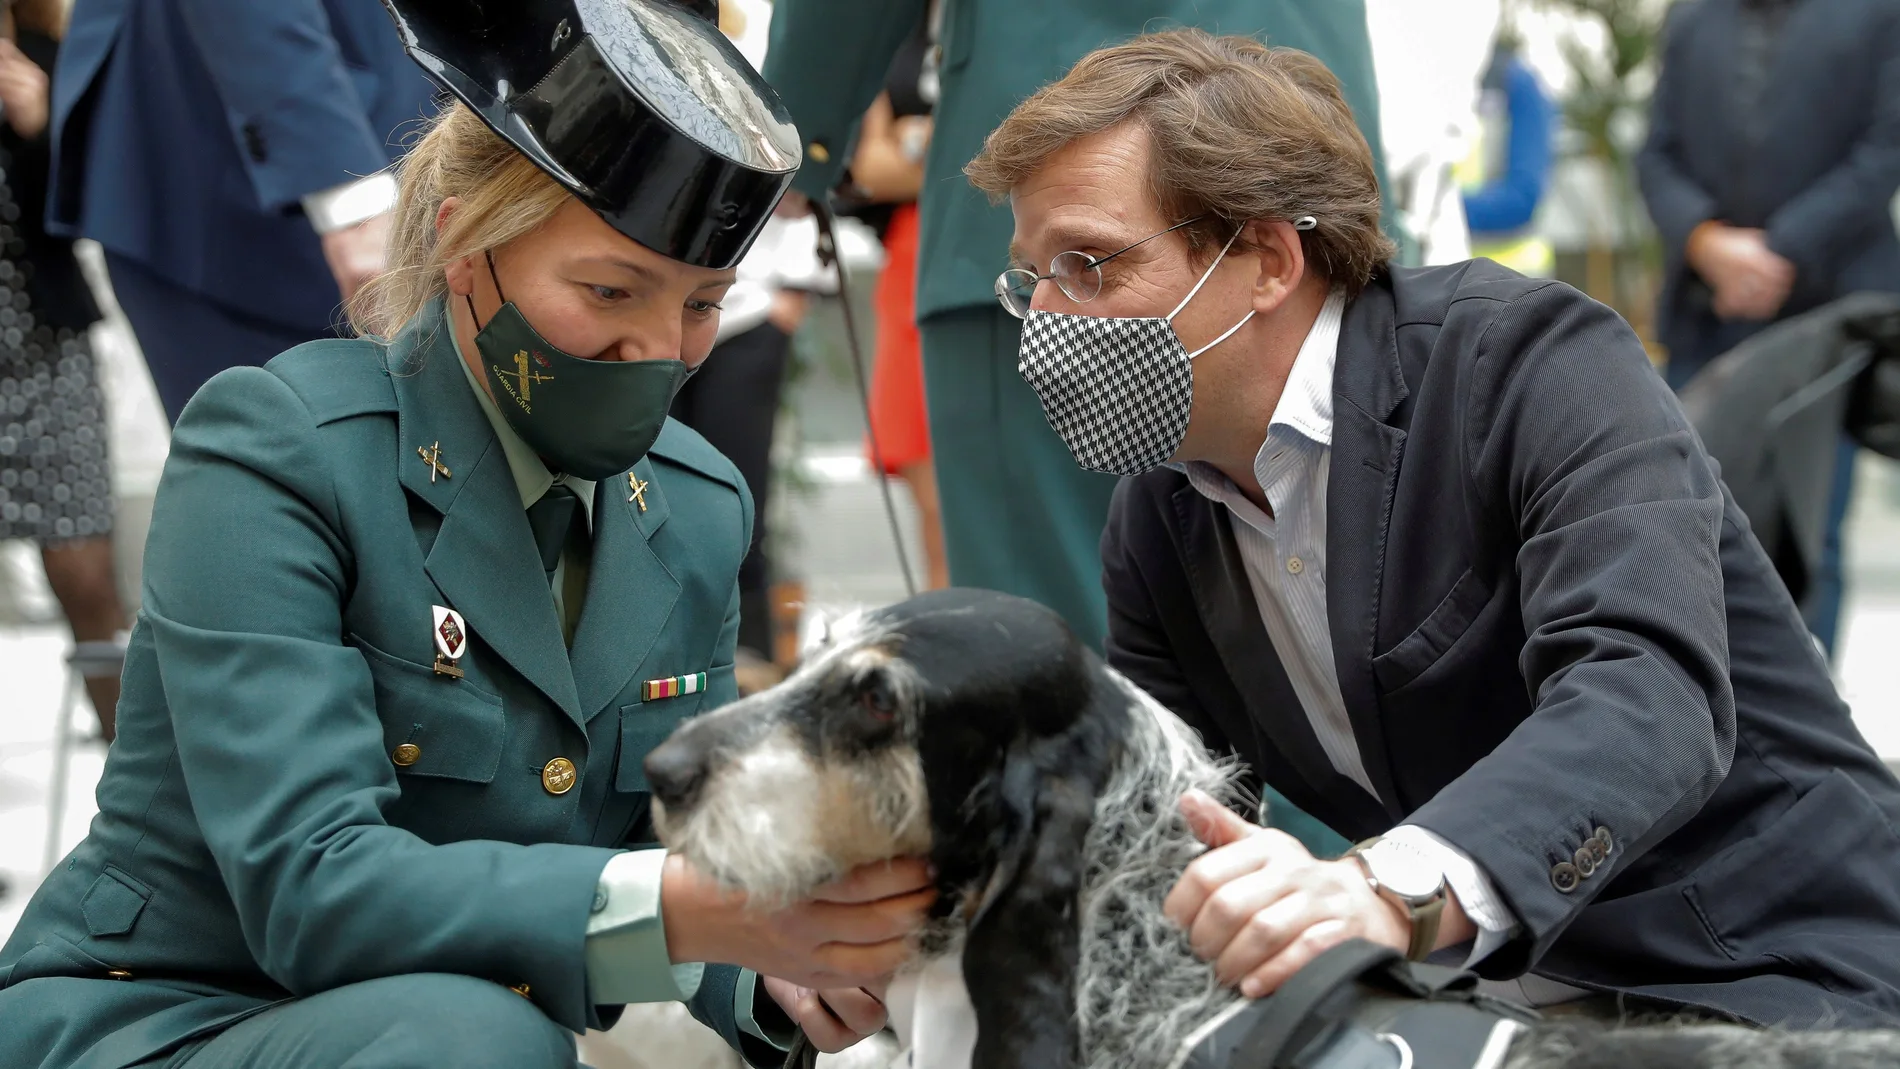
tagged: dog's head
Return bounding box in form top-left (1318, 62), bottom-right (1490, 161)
top-left (647, 588), bottom-right (1130, 1068)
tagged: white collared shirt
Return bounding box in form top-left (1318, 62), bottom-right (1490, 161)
top-left (1175, 291), bottom-right (1525, 972)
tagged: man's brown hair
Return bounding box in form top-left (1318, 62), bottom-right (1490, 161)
top-left (966, 29), bottom-right (1393, 295)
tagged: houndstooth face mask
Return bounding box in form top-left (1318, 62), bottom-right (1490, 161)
top-left (1017, 228), bottom-right (1254, 475)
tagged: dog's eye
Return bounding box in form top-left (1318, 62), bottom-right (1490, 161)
top-left (860, 686), bottom-right (896, 720)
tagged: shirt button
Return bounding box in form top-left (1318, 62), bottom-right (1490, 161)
top-left (591, 886), bottom-right (609, 914)
top-left (1287, 556), bottom-right (1304, 575)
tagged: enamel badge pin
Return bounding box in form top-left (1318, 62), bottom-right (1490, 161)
top-left (432, 605), bottom-right (468, 678)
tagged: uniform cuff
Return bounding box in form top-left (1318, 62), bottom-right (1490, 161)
top-left (301, 172), bottom-right (398, 234)
top-left (1384, 825), bottom-right (1520, 968)
top-left (735, 968), bottom-right (796, 1050)
top-left (585, 849), bottom-right (705, 1003)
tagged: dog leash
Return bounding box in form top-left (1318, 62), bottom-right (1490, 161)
top-left (812, 199), bottom-right (920, 598)
top-left (781, 1028), bottom-right (821, 1069)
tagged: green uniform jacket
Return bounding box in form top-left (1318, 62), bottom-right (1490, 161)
top-left (765, 0), bottom-right (1393, 321)
top-left (0, 304), bottom-right (758, 1069)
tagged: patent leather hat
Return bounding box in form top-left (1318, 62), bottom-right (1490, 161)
top-left (380, 0), bottom-right (801, 270)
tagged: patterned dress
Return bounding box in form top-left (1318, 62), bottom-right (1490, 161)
top-left (0, 29), bottom-right (110, 546)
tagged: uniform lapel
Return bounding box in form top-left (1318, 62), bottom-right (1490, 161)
top-left (1173, 484), bottom-right (1391, 831)
top-left (571, 456), bottom-right (680, 722)
top-left (1325, 279), bottom-right (1408, 820)
top-left (392, 306), bottom-right (583, 726)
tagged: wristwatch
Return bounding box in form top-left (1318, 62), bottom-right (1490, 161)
top-left (1347, 836), bottom-right (1447, 962)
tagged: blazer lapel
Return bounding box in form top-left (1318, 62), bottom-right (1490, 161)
top-left (1326, 278), bottom-right (1409, 820)
top-left (1172, 484), bottom-right (1390, 832)
top-left (392, 307), bottom-right (583, 727)
top-left (570, 457), bottom-right (681, 722)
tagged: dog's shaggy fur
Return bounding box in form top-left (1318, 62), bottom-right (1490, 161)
top-left (647, 590), bottom-right (1900, 1069)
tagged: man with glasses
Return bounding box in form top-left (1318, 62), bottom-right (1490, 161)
top-left (962, 29), bottom-right (1900, 1026)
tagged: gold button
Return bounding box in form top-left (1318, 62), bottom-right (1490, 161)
top-left (542, 757), bottom-right (577, 795)
top-left (392, 743), bottom-right (422, 767)
top-left (511, 982), bottom-right (533, 999)
top-left (106, 969), bottom-right (132, 981)
top-left (808, 141), bottom-right (830, 164)
top-left (1286, 556), bottom-right (1304, 575)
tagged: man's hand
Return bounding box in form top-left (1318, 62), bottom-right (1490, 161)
top-left (320, 211), bottom-right (393, 304)
top-left (1165, 790), bottom-right (1412, 998)
top-left (761, 977), bottom-right (889, 1053)
top-left (0, 40), bottom-right (50, 140)
top-left (662, 855), bottom-right (935, 992)
top-left (1687, 222), bottom-right (1795, 321)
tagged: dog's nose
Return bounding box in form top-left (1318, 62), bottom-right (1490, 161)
top-left (644, 739), bottom-right (708, 811)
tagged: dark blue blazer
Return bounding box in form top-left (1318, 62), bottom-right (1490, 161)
top-left (1638, 0), bottom-right (1900, 377)
top-left (1105, 262), bottom-right (1900, 1028)
top-left (49, 0), bottom-right (438, 332)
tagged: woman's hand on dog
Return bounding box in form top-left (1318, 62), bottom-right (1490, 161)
top-left (662, 854), bottom-right (936, 990)
top-left (761, 977), bottom-right (890, 1053)
top-left (1165, 790), bottom-right (1463, 998)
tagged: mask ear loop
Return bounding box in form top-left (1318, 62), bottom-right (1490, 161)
top-left (464, 250), bottom-right (507, 331)
top-left (1169, 225), bottom-right (1255, 360)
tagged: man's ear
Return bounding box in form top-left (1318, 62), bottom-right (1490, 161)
top-left (1248, 217), bottom-right (1309, 317)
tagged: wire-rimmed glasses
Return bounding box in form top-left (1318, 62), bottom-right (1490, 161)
top-left (994, 216), bottom-right (1205, 319)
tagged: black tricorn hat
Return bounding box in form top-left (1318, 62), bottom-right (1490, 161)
top-left (380, 0), bottom-right (801, 270)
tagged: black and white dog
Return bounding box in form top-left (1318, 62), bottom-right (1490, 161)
top-left (645, 589), bottom-right (1900, 1069)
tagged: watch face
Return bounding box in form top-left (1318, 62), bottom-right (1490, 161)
top-left (1364, 842), bottom-right (1444, 901)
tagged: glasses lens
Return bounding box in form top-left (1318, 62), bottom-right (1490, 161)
top-left (1050, 251), bottom-right (1102, 304)
top-left (996, 268), bottom-right (1039, 319)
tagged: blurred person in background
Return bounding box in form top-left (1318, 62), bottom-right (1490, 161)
top-left (668, 0), bottom-right (835, 693)
top-left (1638, 0), bottom-right (1900, 655)
top-left (46, 0), bottom-right (438, 423)
top-left (845, 14), bottom-right (950, 592)
top-left (0, 0), bottom-right (123, 742)
top-left (1459, 33), bottom-right (1556, 277)
top-left (765, 0), bottom-right (1389, 860)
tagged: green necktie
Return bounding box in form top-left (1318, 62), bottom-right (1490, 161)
top-left (526, 482), bottom-right (582, 582)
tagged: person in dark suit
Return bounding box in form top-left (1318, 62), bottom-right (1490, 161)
top-left (971, 28), bottom-right (1900, 1025)
top-left (1638, 0), bottom-right (1900, 653)
top-left (47, 0), bottom-right (441, 423)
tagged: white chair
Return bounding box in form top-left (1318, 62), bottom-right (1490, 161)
top-left (43, 637), bottom-right (125, 874)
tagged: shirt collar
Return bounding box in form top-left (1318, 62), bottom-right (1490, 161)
top-left (454, 336), bottom-right (595, 518)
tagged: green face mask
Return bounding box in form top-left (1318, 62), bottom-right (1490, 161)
top-left (468, 256), bottom-right (690, 480)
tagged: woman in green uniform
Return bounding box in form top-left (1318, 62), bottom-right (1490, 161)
top-left (0, 3), bottom-right (931, 1067)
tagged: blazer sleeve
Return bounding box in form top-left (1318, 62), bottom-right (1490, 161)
top-left (143, 367), bottom-right (621, 1034)
top-left (1635, 3), bottom-right (1720, 259)
top-left (1765, 10), bottom-right (1900, 283)
top-left (1100, 483), bottom-right (1235, 768)
top-left (763, 0), bottom-right (927, 201)
top-left (1405, 282), bottom-right (1736, 978)
top-left (174, 0), bottom-right (395, 212)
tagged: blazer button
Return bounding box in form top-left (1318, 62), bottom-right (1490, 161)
top-left (542, 757), bottom-right (577, 795)
top-left (807, 140), bottom-right (830, 164)
top-left (1585, 837), bottom-right (1608, 864)
top-left (1573, 845), bottom-right (1597, 878)
top-left (1594, 826), bottom-right (1614, 855)
top-left (106, 968), bottom-right (132, 981)
top-left (391, 744), bottom-right (422, 767)
top-left (1551, 861), bottom-right (1581, 893)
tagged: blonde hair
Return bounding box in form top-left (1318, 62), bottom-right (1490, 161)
top-left (347, 103), bottom-right (572, 338)
top-left (966, 29), bottom-right (1393, 296)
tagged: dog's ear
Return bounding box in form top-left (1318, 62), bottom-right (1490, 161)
top-left (960, 669), bottom-right (1125, 1069)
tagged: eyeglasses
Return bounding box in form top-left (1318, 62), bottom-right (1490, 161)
top-left (994, 216), bottom-right (1205, 320)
